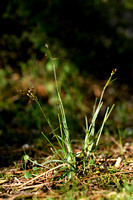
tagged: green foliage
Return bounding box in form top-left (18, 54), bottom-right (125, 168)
top-left (0, 0), bottom-right (133, 82)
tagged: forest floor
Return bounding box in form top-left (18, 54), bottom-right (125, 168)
top-left (0, 135), bottom-right (133, 200)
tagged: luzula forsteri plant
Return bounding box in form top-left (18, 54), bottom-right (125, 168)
top-left (25, 46), bottom-right (117, 177)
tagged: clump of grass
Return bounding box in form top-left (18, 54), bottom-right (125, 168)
top-left (24, 45), bottom-right (117, 179)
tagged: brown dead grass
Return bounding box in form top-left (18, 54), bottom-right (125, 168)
top-left (0, 137), bottom-right (133, 200)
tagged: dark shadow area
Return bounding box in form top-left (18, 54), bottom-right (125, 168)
top-left (0, 0), bottom-right (133, 83)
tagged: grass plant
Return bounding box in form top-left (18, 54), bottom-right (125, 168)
top-left (24, 45), bottom-right (117, 179)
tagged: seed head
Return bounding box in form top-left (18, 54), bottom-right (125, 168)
top-left (111, 68), bottom-right (117, 76)
top-left (27, 88), bottom-right (36, 100)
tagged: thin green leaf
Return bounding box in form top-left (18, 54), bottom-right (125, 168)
top-left (41, 132), bottom-right (63, 160)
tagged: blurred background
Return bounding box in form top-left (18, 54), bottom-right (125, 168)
top-left (0, 0), bottom-right (133, 166)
